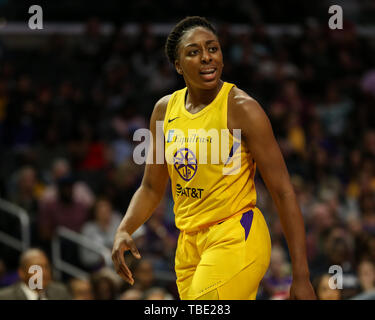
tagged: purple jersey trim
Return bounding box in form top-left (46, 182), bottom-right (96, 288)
top-left (240, 210), bottom-right (254, 241)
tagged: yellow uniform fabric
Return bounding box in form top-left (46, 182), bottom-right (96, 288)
top-left (175, 208), bottom-right (271, 299)
top-left (163, 82), bottom-right (271, 299)
top-left (163, 82), bottom-right (257, 232)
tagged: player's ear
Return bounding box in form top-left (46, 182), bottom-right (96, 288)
top-left (175, 60), bottom-right (183, 75)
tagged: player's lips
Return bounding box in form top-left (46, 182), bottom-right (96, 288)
top-left (199, 67), bottom-right (217, 81)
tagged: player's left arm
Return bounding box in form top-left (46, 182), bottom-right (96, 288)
top-left (228, 87), bottom-right (316, 300)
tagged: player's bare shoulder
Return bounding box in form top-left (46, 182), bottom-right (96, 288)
top-left (227, 86), bottom-right (266, 131)
top-left (153, 94), bottom-right (172, 122)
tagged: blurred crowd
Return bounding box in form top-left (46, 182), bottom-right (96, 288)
top-left (2, 0), bottom-right (375, 24)
top-left (0, 14), bottom-right (375, 300)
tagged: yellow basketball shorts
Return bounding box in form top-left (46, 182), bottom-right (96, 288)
top-left (175, 207), bottom-right (271, 300)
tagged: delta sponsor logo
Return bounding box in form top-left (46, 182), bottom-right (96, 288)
top-left (176, 183), bottom-right (204, 199)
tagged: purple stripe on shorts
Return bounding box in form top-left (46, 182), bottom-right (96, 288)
top-left (240, 210), bottom-right (254, 241)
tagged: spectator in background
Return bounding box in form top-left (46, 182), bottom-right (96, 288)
top-left (0, 248), bottom-right (71, 300)
top-left (144, 287), bottom-right (173, 300)
top-left (131, 33), bottom-right (158, 81)
top-left (71, 121), bottom-right (108, 173)
top-left (118, 288), bottom-right (143, 300)
top-left (311, 226), bottom-right (359, 298)
top-left (361, 69), bottom-right (375, 98)
top-left (8, 166), bottom-right (43, 214)
top-left (316, 82), bottom-right (353, 138)
top-left (148, 61), bottom-right (177, 95)
top-left (38, 175), bottom-right (90, 242)
top-left (38, 175), bottom-right (90, 265)
top-left (78, 17), bottom-right (104, 60)
top-left (313, 273), bottom-right (341, 300)
top-left (350, 259), bottom-right (375, 300)
top-left (79, 197), bottom-right (124, 270)
top-left (261, 246), bottom-right (292, 300)
top-left (142, 199), bottom-right (178, 271)
top-left (305, 202), bottom-right (337, 263)
top-left (7, 166), bottom-right (43, 245)
top-left (269, 79), bottom-right (313, 133)
top-left (366, 235), bottom-right (375, 263)
top-left (32, 86), bottom-right (68, 173)
top-left (90, 267), bottom-right (121, 300)
top-left (353, 259), bottom-right (375, 298)
top-left (104, 159), bottom-right (143, 213)
top-left (359, 190), bottom-right (375, 234)
top-left (131, 259), bottom-right (156, 293)
top-left (40, 158), bottom-right (95, 209)
top-left (69, 278), bottom-right (94, 300)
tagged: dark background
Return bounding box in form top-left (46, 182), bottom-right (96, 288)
top-left (0, 0), bottom-right (374, 300)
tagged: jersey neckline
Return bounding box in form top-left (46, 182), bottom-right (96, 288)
top-left (180, 81), bottom-right (228, 119)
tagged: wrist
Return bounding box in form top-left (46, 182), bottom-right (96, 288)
top-left (116, 227), bottom-right (130, 237)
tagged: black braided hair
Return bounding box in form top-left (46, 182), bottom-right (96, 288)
top-left (165, 16), bottom-right (218, 64)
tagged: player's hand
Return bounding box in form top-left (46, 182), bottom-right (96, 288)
top-left (112, 231), bottom-right (141, 285)
top-left (289, 276), bottom-right (317, 300)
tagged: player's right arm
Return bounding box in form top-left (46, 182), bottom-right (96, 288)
top-left (112, 95), bottom-right (171, 285)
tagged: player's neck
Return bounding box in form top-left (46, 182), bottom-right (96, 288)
top-left (185, 80), bottom-right (223, 108)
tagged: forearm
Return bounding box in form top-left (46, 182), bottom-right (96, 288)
top-left (270, 189), bottom-right (310, 278)
top-left (116, 184), bottom-right (164, 236)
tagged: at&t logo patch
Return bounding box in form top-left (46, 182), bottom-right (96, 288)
top-left (176, 184), bottom-right (204, 199)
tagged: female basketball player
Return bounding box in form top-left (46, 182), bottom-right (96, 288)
top-left (112, 16), bottom-right (316, 300)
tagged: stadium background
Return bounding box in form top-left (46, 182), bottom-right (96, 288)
top-left (0, 0), bottom-right (375, 300)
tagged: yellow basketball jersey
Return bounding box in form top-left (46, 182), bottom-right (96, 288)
top-left (163, 82), bottom-right (257, 232)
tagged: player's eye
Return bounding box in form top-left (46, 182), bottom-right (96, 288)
top-left (208, 47), bottom-right (218, 53)
top-left (188, 49), bottom-right (199, 56)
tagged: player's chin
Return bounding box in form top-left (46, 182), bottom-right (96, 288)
top-left (197, 75), bottom-right (221, 89)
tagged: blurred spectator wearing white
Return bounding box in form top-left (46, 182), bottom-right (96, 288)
top-left (79, 197), bottom-right (145, 270)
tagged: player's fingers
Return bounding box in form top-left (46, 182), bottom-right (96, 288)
top-left (116, 262), bottom-right (134, 285)
top-left (128, 238), bottom-right (141, 259)
top-left (119, 258), bottom-right (134, 282)
top-left (113, 249), bottom-right (134, 284)
top-left (118, 271), bottom-right (134, 285)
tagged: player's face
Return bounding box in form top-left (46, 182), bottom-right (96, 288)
top-left (175, 27), bottom-right (223, 90)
